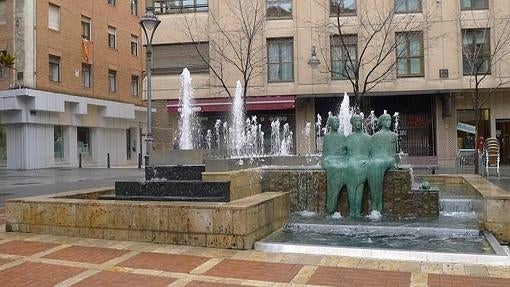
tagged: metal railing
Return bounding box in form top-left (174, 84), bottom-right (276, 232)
top-left (153, 1), bottom-right (208, 14)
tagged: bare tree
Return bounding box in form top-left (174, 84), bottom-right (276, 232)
top-left (316, 0), bottom-right (436, 111)
top-left (459, 11), bottom-right (510, 174)
top-left (183, 0), bottom-right (266, 104)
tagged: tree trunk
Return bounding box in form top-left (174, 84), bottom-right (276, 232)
top-left (474, 109), bottom-right (481, 175)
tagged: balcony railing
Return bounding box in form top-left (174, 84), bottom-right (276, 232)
top-left (154, 1), bottom-right (208, 14)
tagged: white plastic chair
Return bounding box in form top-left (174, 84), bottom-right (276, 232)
top-left (481, 138), bottom-right (500, 177)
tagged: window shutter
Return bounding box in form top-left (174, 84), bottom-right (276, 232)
top-left (49, 4), bottom-right (60, 30)
top-left (0, 0), bottom-right (7, 24)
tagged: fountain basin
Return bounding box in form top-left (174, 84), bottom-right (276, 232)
top-left (5, 187), bottom-right (288, 250)
top-left (255, 230), bottom-right (510, 266)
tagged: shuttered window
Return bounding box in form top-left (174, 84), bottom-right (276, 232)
top-left (0, 0), bottom-right (7, 25)
top-left (48, 4), bottom-right (60, 31)
top-left (152, 43), bottom-right (209, 74)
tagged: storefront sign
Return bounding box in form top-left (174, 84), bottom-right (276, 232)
top-left (457, 122), bottom-right (476, 134)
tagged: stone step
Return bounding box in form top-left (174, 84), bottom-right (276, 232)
top-left (98, 195), bottom-right (229, 202)
top-left (145, 165), bottom-right (205, 181)
top-left (115, 180), bottom-right (230, 201)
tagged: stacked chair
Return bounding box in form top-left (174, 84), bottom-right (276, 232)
top-left (480, 137), bottom-right (500, 177)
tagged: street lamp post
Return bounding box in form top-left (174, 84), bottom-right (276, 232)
top-left (140, 6), bottom-right (161, 167)
top-left (308, 46), bottom-right (320, 153)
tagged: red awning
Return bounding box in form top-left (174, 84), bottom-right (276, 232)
top-left (167, 96), bottom-right (295, 113)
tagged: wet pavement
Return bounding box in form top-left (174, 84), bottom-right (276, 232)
top-left (0, 167), bottom-right (144, 207)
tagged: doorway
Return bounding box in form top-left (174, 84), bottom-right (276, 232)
top-left (126, 129), bottom-right (132, 160)
top-left (496, 120), bottom-right (510, 164)
top-left (0, 123), bottom-right (6, 166)
top-left (77, 127), bottom-right (92, 160)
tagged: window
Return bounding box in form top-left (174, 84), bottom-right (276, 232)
top-left (48, 4), bottom-right (60, 31)
top-left (49, 55), bottom-right (60, 82)
top-left (330, 0), bottom-right (356, 16)
top-left (131, 35), bottom-right (138, 56)
top-left (462, 28), bottom-right (491, 75)
top-left (396, 32), bottom-right (424, 77)
top-left (0, 50), bottom-right (5, 79)
top-left (460, 0), bottom-right (488, 10)
top-left (0, 0), bottom-right (7, 25)
top-left (153, 0), bottom-right (208, 14)
top-left (131, 75), bottom-right (139, 97)
top-left (54, 126), bottom-right (64, 159)
top-left (82, 63), bottom-right (91, 88)
top-left (81, 16), bottom-right (91, 40)
top-left (108, 26), bottom-right (116, 49)
top-left (107, 0), bottom-right (116, 6)
top-left (395, 0), bottom-right (421, 13)
top-left (267, 38), bottom-right (294, 82)
top-left (108, 70), bottom-right (117, 92)
top-left (131, 0), bottom-right (138, 16)
top-left (267, 0), bottom-right (292, 19)
top-left (152, 43), bottom-right (209, 74)
top-left (331, 35), bottom-right (357, 80)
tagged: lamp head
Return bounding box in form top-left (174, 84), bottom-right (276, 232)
top-left (140, 6), bottom-right (161, 43)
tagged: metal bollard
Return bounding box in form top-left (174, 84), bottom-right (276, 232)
top-left (138, 152), bottom-right (142, 169)
top-left (107, 153), bottom-right (111, 168)
top-left (79, 153), bottom-right (82, 168)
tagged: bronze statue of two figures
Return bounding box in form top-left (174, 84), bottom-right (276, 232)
top-left (321, 114), bottom-right (397, 218)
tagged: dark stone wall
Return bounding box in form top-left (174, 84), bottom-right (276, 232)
top-left (261, 168), bottom-right (439, 217)
top-left (261, 169), bottom-right (326, 213)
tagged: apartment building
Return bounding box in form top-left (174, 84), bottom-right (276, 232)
top-left (147, 0), bottom-right (510, 167)
top-left (0, 0), bottom-right (147, 169)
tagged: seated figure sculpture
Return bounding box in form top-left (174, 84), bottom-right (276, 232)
top-left (320, 116), bottom-right (347, 214)
top-left (345, 115), bottom-right (370, 218)
top-left (367, 113), bottom-right (397, 214)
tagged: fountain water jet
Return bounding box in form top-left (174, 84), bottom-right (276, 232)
top-left (177, 68), bottom-right (197, 150)
top-left (338, 93), bottom-right (352, 136)
top-left (230, 81), bottom-right (245, 156)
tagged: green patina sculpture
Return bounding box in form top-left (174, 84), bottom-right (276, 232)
top-left (321, 116), bottom-right (347, 214)
top-left (345, 115), bottom-right (371, 217)
top-left (367, 114), bottom-right (397, 213)
top-left (321, 113), bottom-right (397, 218)
top-left (419, 181), bottom-right (431, 190)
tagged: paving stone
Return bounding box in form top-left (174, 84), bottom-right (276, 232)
top-left (185, 281), bottom-right (245, 287)
top-left (0, 240), bottom-right (60, 256)
top-left (0, 258), bottom-right (13, 266)
top-left (0, 262), bottom-right (85, 287)
top-left (204, 258), bottom-right (302, 283)
top-left (71, 270), bottom-right (176, 287)
top-left (307, 266), bottom-right (411, 287)
top-left (118, 252), bottom-right (209, 273)
top-left (43, 245), bottom-right (130, 264)
top-left (428, 273), bottom-right (510, 287)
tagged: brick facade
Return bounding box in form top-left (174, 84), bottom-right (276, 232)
top-left (35, 0), bottom-right (145, 105)
top-left (0, 0), bottom-right (14, 91)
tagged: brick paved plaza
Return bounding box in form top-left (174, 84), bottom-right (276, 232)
top-left (0, 209), bottom-right (508, 287)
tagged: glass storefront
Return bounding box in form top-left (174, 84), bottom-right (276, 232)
top-left (54, 126), bottom-right (65, 159)
top-left (0, 123), bottom-right (6, 166)
top-left (77, 127), bottom-right (92, 159)
top-left (456, 109), bottom-right (490, 150)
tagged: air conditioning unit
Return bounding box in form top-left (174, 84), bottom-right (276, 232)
top-left (439, 69), bottom-right (449, 79)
